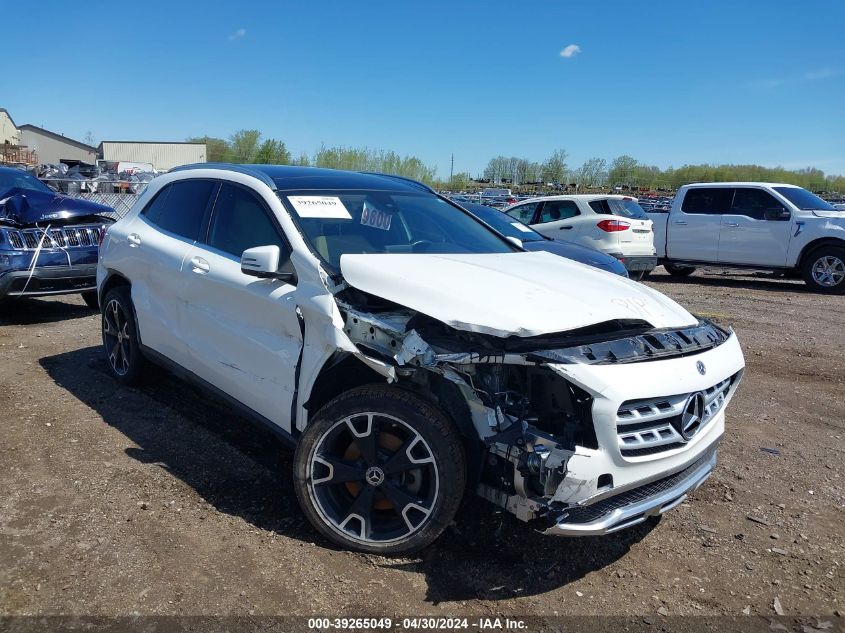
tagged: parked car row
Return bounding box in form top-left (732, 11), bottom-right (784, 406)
top-left (36, 162), bottom-right (159, 194)
top-left (5, 162), bottom-right (842, 556)
top-left (502, 194), bottom-right (659, 279)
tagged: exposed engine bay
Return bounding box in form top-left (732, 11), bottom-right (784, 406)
top-left (329, 285), bottom-right (732, 524)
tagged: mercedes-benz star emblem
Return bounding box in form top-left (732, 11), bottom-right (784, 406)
top-left (696, 360), bottom-right (706, 375)
top-left (677, 391), bottom-right (706, 441)
top-left (365, 466), bottom-right (385, 487)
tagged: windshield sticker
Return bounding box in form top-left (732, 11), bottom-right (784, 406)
top-left (511, 222), bottom-right (534, 233)
top-left (287, 196), bottom-right (352, 219)
top-left (361, 203), bottom-right (392, 231)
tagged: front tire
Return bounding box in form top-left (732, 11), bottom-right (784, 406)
top-left (664, 263), bottom-right (696, 277)
top-left (101, 286), bottom-right (146, 385)
top-left (802, 246), bottom-right (845, 294)
top-left (294, 385), bottom-right (466, 555)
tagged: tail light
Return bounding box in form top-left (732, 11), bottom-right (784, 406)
top-left (98, 225), bottom-right (108, 246)
top-left (597, 219), bottom-right (630, 232)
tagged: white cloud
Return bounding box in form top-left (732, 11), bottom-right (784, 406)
top-left (750, 67), bottom-right (839, 89)
top-left (749, 77), bottom-right (786, 89)
top-left (228, 28), bottom-right (246, 41)
top-left (804, 67), bottom-right (838, 81)
top-left (559, 44), bottom-right (581, 59)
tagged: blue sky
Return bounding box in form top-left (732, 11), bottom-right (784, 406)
top-left (3, 0), bottom-right (843, 178)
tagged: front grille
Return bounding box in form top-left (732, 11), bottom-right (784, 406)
top-left (616, 374), bottom-right (736, 457)
top-left (558, 447), bottom-right (716, 524)
top-left (1, 225), bottom-right (101, 251)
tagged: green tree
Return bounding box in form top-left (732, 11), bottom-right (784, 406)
top-left (608, 155), bottom-right (639, 187)
top-left (541, 149), bottom-right (568, 184)
top-left (575, 158), bottom-right (608, 188)
top-left (187, 136), bottom-right (230, 162)
top-left (254, 139), bottom-right (291, 164)
top-left (229, 129), bottom-right (262, 163)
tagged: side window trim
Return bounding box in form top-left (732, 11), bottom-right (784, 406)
top-left (728, 187), bottom-right (786, 221)
top-left (681, 187), bottom-right (735, 215)
top-left (531, 202), bottom-right (544, 224)
top-left (199, 182), bottom-right (223, 244)
top-left (141, 178), bottom-right (218, 242)
top-left (140, 185), bottom-right (171, 223)
top-left (203, 180), bottom-right (293, 261)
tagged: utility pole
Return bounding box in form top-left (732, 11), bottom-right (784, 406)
top-left (450, 153), bottom-right (454, 183)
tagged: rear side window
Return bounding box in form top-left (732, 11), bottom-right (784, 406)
top-left (207, 183), bottom-right (287, 258)
top-left (539, 200), bottom-right (579, 223)
top-left (505, 202), bottom-right (539, 223)
top-left (681, 188), bottom-right (734, 214)
top-left (143, 180), bottom-right (216, 240)
top-left (607, 199), bottom-right (648, 219)
top-left (730, 188), bottom-right (785, 220)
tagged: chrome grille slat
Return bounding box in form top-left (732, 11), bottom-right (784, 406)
top-left (616, 394), bottom-right (687, 425)
top-left (1, 225), bottom-right (101, 251)
top-left (617, 376), bottom-right (735, 456)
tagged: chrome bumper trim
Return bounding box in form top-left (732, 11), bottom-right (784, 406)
top-left (543, 450), bottom-right (717, 536)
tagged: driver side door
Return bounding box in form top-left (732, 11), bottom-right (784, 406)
top-left (179, 181), bottom-right (302, 430)
top-left (718, 187), bottom-right (793, 267)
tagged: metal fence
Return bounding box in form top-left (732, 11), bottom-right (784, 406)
top-left (48, 180), bottom-right (150, 220)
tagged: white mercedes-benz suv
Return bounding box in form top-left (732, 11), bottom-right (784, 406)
top-left (97, 164), bottom-right (745, 554)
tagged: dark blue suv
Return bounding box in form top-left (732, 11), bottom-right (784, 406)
top-left (0, 166), bottom-right (114, 307)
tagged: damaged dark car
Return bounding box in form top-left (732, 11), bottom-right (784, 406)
top-left (0, 166), bottom-right (114, 307)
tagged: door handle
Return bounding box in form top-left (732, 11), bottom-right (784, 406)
top-left (127, 233), bottom-right (141, 247)
top-left (190, 256), bottom-right (210, 274)
top-left (559, 226), bottom-right (573, 230)
top-left (673, 221), bottom-right (688, 225)
top-left (725, 222), bottom-right (739, 227)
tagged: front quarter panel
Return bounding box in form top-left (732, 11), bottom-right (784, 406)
top-left (786, 211), bottom-right (845, 267)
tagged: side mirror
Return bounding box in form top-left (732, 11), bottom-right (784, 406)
top-left (764, 207), bottom-right (790, 221)
top-left (505, 236), bottom-right (524, 248)
top-left (241, 245), bottom-right (295, 282)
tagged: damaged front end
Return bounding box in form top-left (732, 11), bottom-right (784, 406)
top-left (331, 286), bottom-right (735, 531)
top-left (0, 186), bottom-right (114, 299)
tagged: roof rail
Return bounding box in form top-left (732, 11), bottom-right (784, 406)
top-left (169, 163), bottom-right (276, 188)
top-left (358, 172), bottom-right (436, 194)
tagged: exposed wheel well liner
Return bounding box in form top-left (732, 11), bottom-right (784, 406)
top-left (304, 355), bottom-right (485, 489)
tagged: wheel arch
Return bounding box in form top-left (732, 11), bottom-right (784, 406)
top-left (797, 237), bottom-right (845, 270)
top-left (99, 270), bottom-right (132, 306)
top-left (304, 355), bottom-right (485, 489)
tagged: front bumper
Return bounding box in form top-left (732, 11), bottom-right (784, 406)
top-left (543, 445), bottom-right (717, 536)
top-left (0, 264), bottom-right (98, 298)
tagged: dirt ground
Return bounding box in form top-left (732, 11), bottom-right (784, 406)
top-left (0, 269), bottom-right (842, 620)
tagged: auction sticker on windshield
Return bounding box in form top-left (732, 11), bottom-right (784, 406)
top-left (361, 202), bottom-right (392, 231)
top-left (288, 196), bottom-right (352, 219)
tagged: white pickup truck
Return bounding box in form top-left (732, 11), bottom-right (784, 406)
top-left (649, 182), bottom-right (845, 293)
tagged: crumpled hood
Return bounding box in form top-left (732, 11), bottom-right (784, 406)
top-left (0, 187), bottom-right (113, 226)
top-left (340, 251), bottom-right (697, 337)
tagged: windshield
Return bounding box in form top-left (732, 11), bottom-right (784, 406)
top-left (773, 186), bottom-right (835, 211)
top-left (0, 169), bottom-right (54, 194)
top-left (462, 203), bottom-right (544, 242)
top-left (279, 190), bottom-right (515, 268)
top-left (608, 198), bottom-right (648, 219)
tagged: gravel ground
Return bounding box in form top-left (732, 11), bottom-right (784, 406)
top-left (0, 269), bottom-right (843, 620)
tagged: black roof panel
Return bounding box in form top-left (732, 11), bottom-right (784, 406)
top-left (169, 163), bottom-right (426, 193)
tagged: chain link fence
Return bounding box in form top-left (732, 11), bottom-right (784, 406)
top-left (48, 180), bottom-right (151, 220)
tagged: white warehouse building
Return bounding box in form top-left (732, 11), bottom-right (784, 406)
top-left (98, 141), bottom-right (206, 171)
